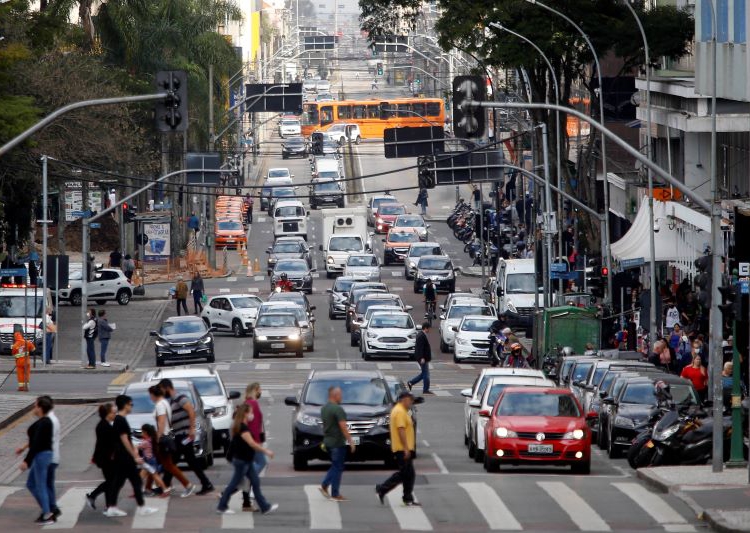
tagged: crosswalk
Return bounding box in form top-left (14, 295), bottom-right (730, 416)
top-left (0, 480), bottom-right (696, 531)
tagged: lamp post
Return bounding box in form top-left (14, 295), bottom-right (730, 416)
top-left (525, 0), bottom-right (613, 305)
top-left (621, 0), bottom-right (658, 356)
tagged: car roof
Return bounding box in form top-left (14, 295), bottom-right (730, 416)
top-left (479, 368), bottom-right (546, 379)
top-left (370, 310), bottom-right (409, 317)
top-left (361, 293), bottom-right (400, 300)
top-left (210, 294), bottom-right (261, 300)
top-left (125, 379), bottom-right (192, 392)
top-left (261, 301), bottom-right (302, 307)
top-left (145, 367), bottom-right (220, 380)
top-left (410, 241), bottom-right (441, 248)
top-left (163, 315), bottom-right (204, 323)
top-left (275, 236), bottom-right (306, 243)
top-left (309, 369), bottom-right (384, 380)
top-left (459, 315), bottom-right (496, 322)
top-left (501, 386), bottom-right (573, 395)
top-left (275, 200), bottom-right (304, 207)
top-left (450, 298), bottom-right (488, 306)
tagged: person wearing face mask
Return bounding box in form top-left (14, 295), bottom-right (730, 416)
top-left (86, 403), bottom-right (118, 512)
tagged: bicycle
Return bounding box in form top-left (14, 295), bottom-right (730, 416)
top-left (424, 299), bottom-right (436, 327)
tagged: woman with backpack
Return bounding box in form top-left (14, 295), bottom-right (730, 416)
top-left (82, 309), bottom-right (98, 369)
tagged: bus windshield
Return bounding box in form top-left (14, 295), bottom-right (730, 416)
top-left (301, 105), bottom-right (319, 126)
top-left (0, 296), bottom-right (44, 318)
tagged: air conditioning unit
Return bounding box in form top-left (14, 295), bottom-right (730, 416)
top-left (336, 217), bottom-right (354, 227)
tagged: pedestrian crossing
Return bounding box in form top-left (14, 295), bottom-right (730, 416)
top-left (0, 480), bottom-right (696, 531)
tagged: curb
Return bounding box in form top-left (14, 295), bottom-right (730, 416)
top-left (0, 402), bottom-right (34, 431)
top-left (704, 509), bottom-right (750, 533)
top-left (635, 468), bottom-right (671, 493)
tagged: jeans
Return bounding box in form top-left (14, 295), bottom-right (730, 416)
top-left (253, 451), bottom-right (267, 476)
top-left (176, 298), bottom-right (188, 316)
top-left (47, 462), bottom-right (58, 512)
top-left (321, 446), bottom-right (347, 497)
top-left (99, 339), bottom-right (109, 363)
top-left (26, 450), bottom-right (53, 515)
top-left (85, 337), bottom-right (96, 366)
top-left (45, 333), bottom-right (55, 363)
top-left (408, 362), bottom-right (430, 393)
top-left (378, 451), bottom-right (416, 503)
top-left (193, 292), bottom-right (203, 314)
top-left (218, 458), bottom-right (270, 513)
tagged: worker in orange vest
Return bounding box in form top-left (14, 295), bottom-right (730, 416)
top-left (12, 331), bottom-right (35, 392)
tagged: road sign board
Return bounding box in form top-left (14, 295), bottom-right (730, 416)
top-left (384, 126), bottom-right (445, 158)
top-left (551, 262), bottom-right (568, 272)
top-left (621, 257), bottom-right (645, 269)
top-left (245, 83), bottom-right (303, 113)
top-left (739, 262), bottom-right (750, 276)
top-left (433, 149), bottom-right (504, 185)
top-left (186, 153), bottom-right (221, 185)
top-left (304, 35), bottom-right (336, 50)
top-left (741, 279), bottom-right (749, 295)
top-left (551, 271), bottom-right (577, 280)
top-left (373, 35), bottom-right (409, 53)
top-left (90, 222), bottom-right (101, 229)
top-left (0, 268), bottom-right (28, 277)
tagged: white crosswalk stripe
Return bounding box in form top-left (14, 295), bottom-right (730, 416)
top-left (221, 493), bottom-right (254, 529)
top-left (0, 486), bottom-right (19, 508)
top-left (296, 362), bottom-right (312, 370)
top-left (386, 490), bottom-right (432, 530)
top-left (459, 482), bottom-right (521, 530)
top-left (613, 483), bottom-right (696, 532)
top-left (227, 277), bottom-right (238, 282)
top-left (130, 496), bottom-right (169, 529)
top-left (304, 485), bottom-right (342, 530)
top-left (376, 362), bottom-right (393, 370)
top-left (538, 481), bottom-right (610, 531)
top-left (430, 390), bottom-right (452, 397)
top-left (44, 487), bottom-right (90, 530)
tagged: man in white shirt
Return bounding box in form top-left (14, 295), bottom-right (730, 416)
top-left (41, 396), bottom-right (61, 518)
top-left (664, 300), bottom-right (680, 333)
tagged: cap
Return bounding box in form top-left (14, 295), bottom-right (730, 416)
top-left (397, 390), bottom-right (414, 400)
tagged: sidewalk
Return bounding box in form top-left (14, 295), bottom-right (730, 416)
top-left (638, 465), bottom-right (750, 533)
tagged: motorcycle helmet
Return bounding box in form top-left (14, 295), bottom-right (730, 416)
top-left (510, 342), bottom-right (522, 352)
top-left (561, 346), bottom-right (575, 357)
top-left (654, 380), bottom-right (672, 403)
top-left (280, 273), bottom-right (288, 281)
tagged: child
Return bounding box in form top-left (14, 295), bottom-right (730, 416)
top-left (138, 424), bottom-right (171, 498)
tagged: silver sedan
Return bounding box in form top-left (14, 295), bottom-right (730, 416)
top-left (343, 253), bottom-right (381, 282)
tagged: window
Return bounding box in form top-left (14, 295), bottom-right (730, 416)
top-left (304, 378), bottom-right (388, 406)
top-left (367, 105), bottom-right (380, 119)
top-left (210, 298), bottom-right (225, 310)
top-left (353, 105), bottom-right (366, 119)
top-left (302, 105), bottom-right (319, 126)
top-left (425, 102), bottom-right (441, 117)
top-left (188, 377), bottom-right (223, 397)
top-left (320, 106), bottom-right (333, 125)
top-left (397, 103), bottom-right (412, 117)
top-left (497, 392), bottom-right (580, 417)
top-left (412, 102), bottom-right (426, 116)
top-left (337, 106), bottom-right (351, 119)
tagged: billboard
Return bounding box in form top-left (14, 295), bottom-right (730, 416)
top-left (143, 222), bottom-right (171, 262)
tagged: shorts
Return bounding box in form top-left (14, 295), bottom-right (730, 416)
top-left (144, 457), bottom-right (162, 474)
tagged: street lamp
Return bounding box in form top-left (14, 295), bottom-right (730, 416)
top-left (525, 0), bottom-right (613, 304)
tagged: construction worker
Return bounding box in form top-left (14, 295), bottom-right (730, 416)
top-left (12, 331), bottom-right (35, 392)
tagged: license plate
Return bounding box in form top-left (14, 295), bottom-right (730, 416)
top-left (527, 444), bottom-right (553, 454)
top-left (386, 344), bottom-right (400, 350)
top-left (177, 349), bottom-right (192, 354)
top-left (475, 349), bottom-right (488, 355)
top-left (352, 436), bottom-right (360, 445)
top-left (645, 440), bottom-right (654, 448)
top-left (271, 343), bottom-right (285, 349)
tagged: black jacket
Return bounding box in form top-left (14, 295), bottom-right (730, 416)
top-left (415, 331), bottom-right (431, 362)
top-left (92, 419), bottom-right (117, 468)
top-left (25, 417), bottom-right (53, 465)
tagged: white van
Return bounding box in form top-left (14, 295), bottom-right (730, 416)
top-left (491, 258), bottom-right (543, 333)
top-left (273, 200), bottom-right (308, 240)
top-left (313, 158), bottom-right (342, 181)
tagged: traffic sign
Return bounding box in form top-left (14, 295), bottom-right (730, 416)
top-left (621, 257), bottom-right (645, 269)
top-left (551, 262), bottom-right (567, 273)
top-left (0, 268), bottom-right (28, 277)
top-left (551, 271), bottom-right (577, 280)
top-left (90, 222), bottom-right (101, 229)
top-left (383, 126), bottom-right (444, 158)
top-left (739, 262), bottom-right (750, 276)
top-left (244, 83), bottom-right (303, 113)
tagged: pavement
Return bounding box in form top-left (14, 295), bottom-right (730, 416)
top-left (638, 465), bottom-right (750, 532)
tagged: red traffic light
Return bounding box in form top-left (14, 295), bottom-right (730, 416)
top-left (122, 203), bottom-right (128, 210)
top-left (601, 266), bottom-right (609, 276)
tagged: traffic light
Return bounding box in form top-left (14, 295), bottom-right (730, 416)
top-left (452, 75), bottom-right (486, 140)
top-left (417, 156), bottom-right (435, 189)
top-left (122, 203), bottom-right (137, 223)
top-left (694, 254), bottom-right (712, 308)
top-left (155, 70), bottom-right (188, 132)
top-left (601, 266), bottom-right (609, 277)
top-left (376, 63), bottom-right (383, 76)
top-left (718, 283), bottom-right (739, 321)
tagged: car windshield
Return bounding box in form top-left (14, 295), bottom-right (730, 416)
top-left (497, 392), bottom-right (581, 417)
top-left (571, 362), bottom-right (594, 383)
top-left (217, 221), bottom-right (242, 230)
top-left (268, 169), bottom-right (290, 178)
top-left (275, 206), bottom-right (305, 217)
top-left (285, 137), bottom-right (304, 145)
top-left (304, 378), bottom-right (389, 406)
top-left (347, 256), bottom-right (377, 267)
top-left (621, 383), bottom-right (697, 405)
top-left (389, 232), bottom-right (420, 243)
top-left (0, 296), bottom-right (44, 318)
top-left (506, 273), bottom-right (537, 293)
top-left (275, 260), bottom-right (308, 272)
top-left (371, 197), bottom-right (395, 210)
top-left (230, 296), bottom-right (261, 309)
top-left (281, 120), bottom-right (299, 126)
top-left (262, 305), bottom-right (305, 321)
top-left (328, 125), bottom-right (345, 132)
top-left (269, 293), bottom-right (306, 306)
top-left (351, 290), bottom-right (385, 304)
top-left (273, 243), bottom-right (302, 254)
top-left (160, 320), bottom-right (206, 336)
top-left (256, 314), bottom-right (296, 327)
top-left (333, 279), bottom-right (355, 292)
top-left (187, 377), bottom-right (223, 396)
top-left (486, 383), bottom-right (537, 407)
top-left (419, 258), bottom-right (451, 270)
top-left (318, 171), bottom-right (339, 180)
top-left (395, 216), bottom-right (424, 227)
top-left (130, 388), bottom-right (194, 414)
top-left (358, 298), bottom-right (398, 313)
top-left (410, 246), bottom-right (442, 257)
top-left (448, 305), bottom-right (491, 319)
top-left (461, 318), bottom-right (494, 332)
top-left (378, 205), bottom-right (405, 215)
top-left (314, 181), bottom-right (340, 192)
top-left (370, 314), bottom-right (413, 328)
top-left (271, 187), bottom-right (295, 198)
top-left (329, 236), bottom-right (363, 252)
top-left (599, 373), bottom-right (619, 393)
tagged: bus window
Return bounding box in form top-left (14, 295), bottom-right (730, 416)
top-left (337, 105), bottom-right (352, 119)
top-left (320, 106), bottom-right (334, 125)
top-left (366, 105), bottom-right (380, 119)
top-left (353, 105), bottom-right (366, 119)
top-left (425, 102), bottom-right (441, 117)
top-left (397, 103), bottom-right (412, 117)
top-left (302, 104), bottom-right (319, 126)
top-left (412, 102), bottom-right (426, 116)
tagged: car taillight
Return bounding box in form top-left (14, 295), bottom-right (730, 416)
top-left (478, 409), bottom-right (490, 417)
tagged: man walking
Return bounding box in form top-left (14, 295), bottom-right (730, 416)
top-left (175, 276), bottom-right (189, 316)
top-left (108, 247), bottom-right (122, 269)
top-left (407, 322), bottom-right (432, 394)
top-left (42, 396), bottom-right (61, 519)
top-left (191, 272), bottom-right (205, 314)
top-left (376, 391), bottom-right (418, 506)
top-left (97, 310), bottom-right (113, 367)
top-left (188, 212), bottom-right (200, 238)
top-left (159, 379), bottom-right (214, 496)
top-left (319, 386), bottom-right (356, 502)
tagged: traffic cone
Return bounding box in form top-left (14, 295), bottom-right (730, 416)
top-left (254, 257), bottom-right (260, 272)
top-left (241, 253), bottom-right (248, 266)
top-left (246, 260), bottom-right (253, 277)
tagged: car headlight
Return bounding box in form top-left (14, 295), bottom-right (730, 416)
top-left (614, 416), bottom-right (635, 428)
top-left (653, 424), bottom-right (680, 441)
top-left (268, 257), bottom-right (277, 264)
top-left (407, 332), bottom-right (417, 339)
top-left (200, 336), bottom-right (212, 345)
top-left (455, 337), bottom-right (470, 345)
top-left (212, 406), bottom-right (228, 418)
top-left (303, 275), bottom-right (312, 281)
top-left (377, 217), bottom-right (384, 223)
top-left (495, 427), bottom-right (518, 438)
top-left (327, 256), bottom-right (335, 264)
top-left (506, 301), bottom-right (517, 313)
top-left (408, 261), bottom-right (416, 269)
top-left (155, 339), bottom-right (169, 348)
top-left (366, 330), bottom-right (378, 339)
top-left (563, 429), bottom-right (585, 440)
top-left (288, 333), bottom-right (300, 340)
top-left (377, 415), bottom-right (390, 426)
top-left (296, 412), bottom-right (321, 426)
top-left (256, 335), bottom-right (268, 341)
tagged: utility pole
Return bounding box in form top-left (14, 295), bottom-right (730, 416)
top-left (207, 64), bottom-right (217, 269)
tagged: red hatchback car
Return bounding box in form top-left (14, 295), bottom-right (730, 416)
top-left (374, 203), bottom-right (407, 233)
top-left (482, 387), bottom-right (595, 474)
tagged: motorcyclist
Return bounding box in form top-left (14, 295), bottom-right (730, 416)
top-left (505, 342), bottom-right (529, 368)
top-left (423, 279), bottom-right (437, 318)
top-left (487, 316), bottom-right (508, 366)
top-left (275, 273), bottom-right (294, 292)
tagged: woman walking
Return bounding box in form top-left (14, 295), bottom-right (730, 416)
top-left (86, 403), bottom-right (118, 512)
top-left (191, 272), bottom-right (205, 315)
top-left (149, 386), bottom-right (195, 497)
top-left (16, 396), bottom-right (56, 525)
top-left (217, 404), bottom-right (277, 515)
top-left (240, 383), bottom-right (266, 511)
top-left (680, 354), bottom-right (708, 402)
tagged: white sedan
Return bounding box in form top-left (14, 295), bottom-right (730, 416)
top-left (439, 298), bottom-right (495, 353)
top-left (201, 294), bottom-right (263, 337)
top-left (452, 315), bottom-right (496, 364)
top-left (360, 311), bottom-right (418, 361)
top-left (343, 254), bottom-right (381, 281)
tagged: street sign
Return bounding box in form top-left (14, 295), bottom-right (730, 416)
top-left (551, 262), bottom-right (568, 273)
top-left (551, 271), bottom-right (578, 280)
top-left (432, 149), bottom-right (504, 185)
top-left (620, 257), bottom-right (645, 269)
top-left (373, 35), bottom-right (409, 53)
top-left (740, 279), bottom-right (749, 295)
top-left (90, 222), bottom-right (101, 229)
top-left (383, 126), bottom-right (444, 158)
top-left (70, 209), bottom-right (92, 218)
top-left (739, 262), bottom-right (750, 276)
top-left (0, 268), bottom-right (27, 277)
top-left (304, 35), bottom-right (336, 50)
top-left (244, 83), bottom-right (303, 113)
top-left (186, 153), bottom-right (221, 185)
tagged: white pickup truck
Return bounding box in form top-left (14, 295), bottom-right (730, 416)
top-left (319, 207), bottom-right (372, 278)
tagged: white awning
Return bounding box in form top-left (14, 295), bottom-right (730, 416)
top-left (610, 197), bottom-right (711, 276)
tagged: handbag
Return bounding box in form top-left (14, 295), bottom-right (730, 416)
top-left (159, 433), bottom-right (176, 454)
top-left (201, 294), bottom-right (208, 304)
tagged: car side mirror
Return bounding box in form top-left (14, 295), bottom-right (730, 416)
top-left (478, 409), bottom-right (491, 418)
top-left (425, 224), bottom-right (431, 228)
top-left (310, 268), bottom-right (317, 273)
top-left (599, 391), bottom-right (607, 398)
top-left (318, 244), bottom-right (324, 251)
top-left (326, 288), bottom-right (333, 293)
top-left (439, 314), bottom-right (446, 320)
top-left (451, 326), bottom-right (458, 332)
top-left (228, 391), bottom-right (241, 400)
top-left (469, 399), bottom-right (481, 408)
top-left (310, 305), bottom-right (316, 311)
top-left (381, 239), bottom-right (386, 242)
top-left (585, 411), bottom-right (598, 420)
top-left (265, 250), bottom-right (271, 254)
top-left (461, 388), bottom-right (472, 398)
top-left (284, 396), bottom-right (299, 406)
top-left (208, 327), bottom-right (217, 333)
top-left (404, 305), bottom-right (413, 311)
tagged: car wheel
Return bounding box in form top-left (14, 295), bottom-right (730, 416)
top-left (474, 446), bottom-right (484, 463)
top-left (329, 308), bottom-right (335, 320)
top-left (363, 347), bottom-right (371, 361)
top-left (232, 319), bottom-right (245, 337)
top-left (207, 352), bottom-right (215, 363)
top-left (607, 431), bottom-right (620, 458)
top-left (440, 338), bottom-right (449, 353)
top-left (70, 290), bottom-right (82, 306)
top-left (326, 271), bottom-right (333, 279)
top-left (597, 424), bottom-right (607, 449)
top-left (96, 300), bottom-right (107, 305)
top-left (571, 460), bottom-right (591, 475)
top-left (484, 455), bottom-right (500, 473)
top-left (355, 136), bottom-right (361, 145)
top-left (306, 341), bottom-right (314, 352)
top-left (345, 320), bottom-right (351, 333)
top-left (282, 154), bottom-right (288, 159)
top-left (203, 318), bottom-right (211, 329)
top-left (252, 346), bottom-right (260, 359)
top-left (413, 282), bottom-right (419, 294)
top-left (116, 289), bottom-right (131, 305)
top-left (293, 454), bottom-right (308, 471)
top-left (453, 353), bottom-right (460, 364)
top-left (383, 256), bottom-right (389, 266)
top-left (295, 349), bottom-right (303, 358)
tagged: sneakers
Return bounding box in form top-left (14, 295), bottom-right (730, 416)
top-left (375, 485), bottom-right (385, 505)
top-left (216, 508), bottom-right (235, 515)
top-left (35, 514), bottom-right (56, 525)
top-left (318, 485), bottom-right (330, 499)
top-left (423, 391), bottom-right (434, 395)
top-left (136, 506), bottom-right (158, 516)
top-left (181, 484), bottom-right (196, 498)
top-left (103, 507), bottom-right (127, 517)
top-left (158, 488), bottom-right (172, 499)
top-left (403, 500), bottom-right (422, 507)
top-left (407, 382), bottom-right (413, 392)
top-left (196, 484), bottom-right (214, 496)
top-left (330, 495), bottom-right (349, 502)
top-left (261, 503), bottom-right (279, 515)
top-left (52, 507), bottom-right (62, 518)
top-left (100, 362), bottom-right (111, 367)
top-left (85, 493), bottom-right (96, 511)
top-left (242, 501), bottom-right (258, 512)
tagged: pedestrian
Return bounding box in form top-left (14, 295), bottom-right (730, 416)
top-left (12, 329), bottom-right (34, 391)
top-left (472, 185), bottom-right (481, 210)
top-left (108, 247), bottom-right (122, 269)
top-left (82, 309), bottom-right (98, 369)
top-left (375, 391), bottom-right (418, 506)
top-left (15, 396), bottom-right (56, 524)
top-left (191, 272), bottom-right (205, 315)
top-left (415, 188), bottom-right (428, 216)
top-left (97, 310), bottom-right (113, 367)
top-left (664, 300), bottom-right (680, 333)
top-left (680, 354), bottom-right (708, 401)
top-left (175, 275), bottom-right (189, 316)
top-left (137, 424), bottom-right (171, 497)
top-left (44, 310), bottom-right (56, 364)
top-left (240, 382), bottom-right (266, 511)
top-left (149, 385), bottom-right (196, 497)
top-left (319, 386), bottom-right (356, 502)
top-left (216, 404), bottom-right (277, 515)
top-left (109, 395), bottom-right (157, 517)
top-left (244, 194), bottom-right (254, 225)
top-left (86, 403), bottom-right (118, 512)
top-left (371, 78), bottom-right (378, 90)
top-left (159, 378), bottom-right (213, 495)
top-left (407, 322), bottom-right (432, 394)
top-left (188, 212), bottom-right (200, 238)
top-left (122, 254), bottom-right (136, 282)
top-left (42, 395), bottom-right (61, 519)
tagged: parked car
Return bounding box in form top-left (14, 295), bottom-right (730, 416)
top-left (323, 123), bottom-right (362, 144)
top-left (252, 312), bottom-right (304, 358)
top-left (55, 268), bottom-right (133, 306)
top-left (151, 316), bottom-right (215, 366)
top-left (201, 294), bottom-right (263, 337)
top-left (413, 255), bottom-right (458, 293)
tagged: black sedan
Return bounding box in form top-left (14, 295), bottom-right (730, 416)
top-left (282, 136), bottom-right (308, 159)
top-left (266, 239), bottom-right (312, 275)
top-left (413, 255), bottom-right (458, 293)
top-left (271, 259), bottom-right (315, 294)
top-left (151, 316), bottom-right (215, 366)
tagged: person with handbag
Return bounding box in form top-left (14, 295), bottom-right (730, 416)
top-left (191, 272), bottom-right (205, 314)
top-left (149, 385), bottom-right (195, 497)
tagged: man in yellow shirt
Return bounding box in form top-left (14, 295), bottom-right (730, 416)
top-left (375, 391), bottom-right (418, 506)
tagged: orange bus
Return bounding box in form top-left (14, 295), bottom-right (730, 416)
top-left (300, 97), bottom-right (446, 139)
